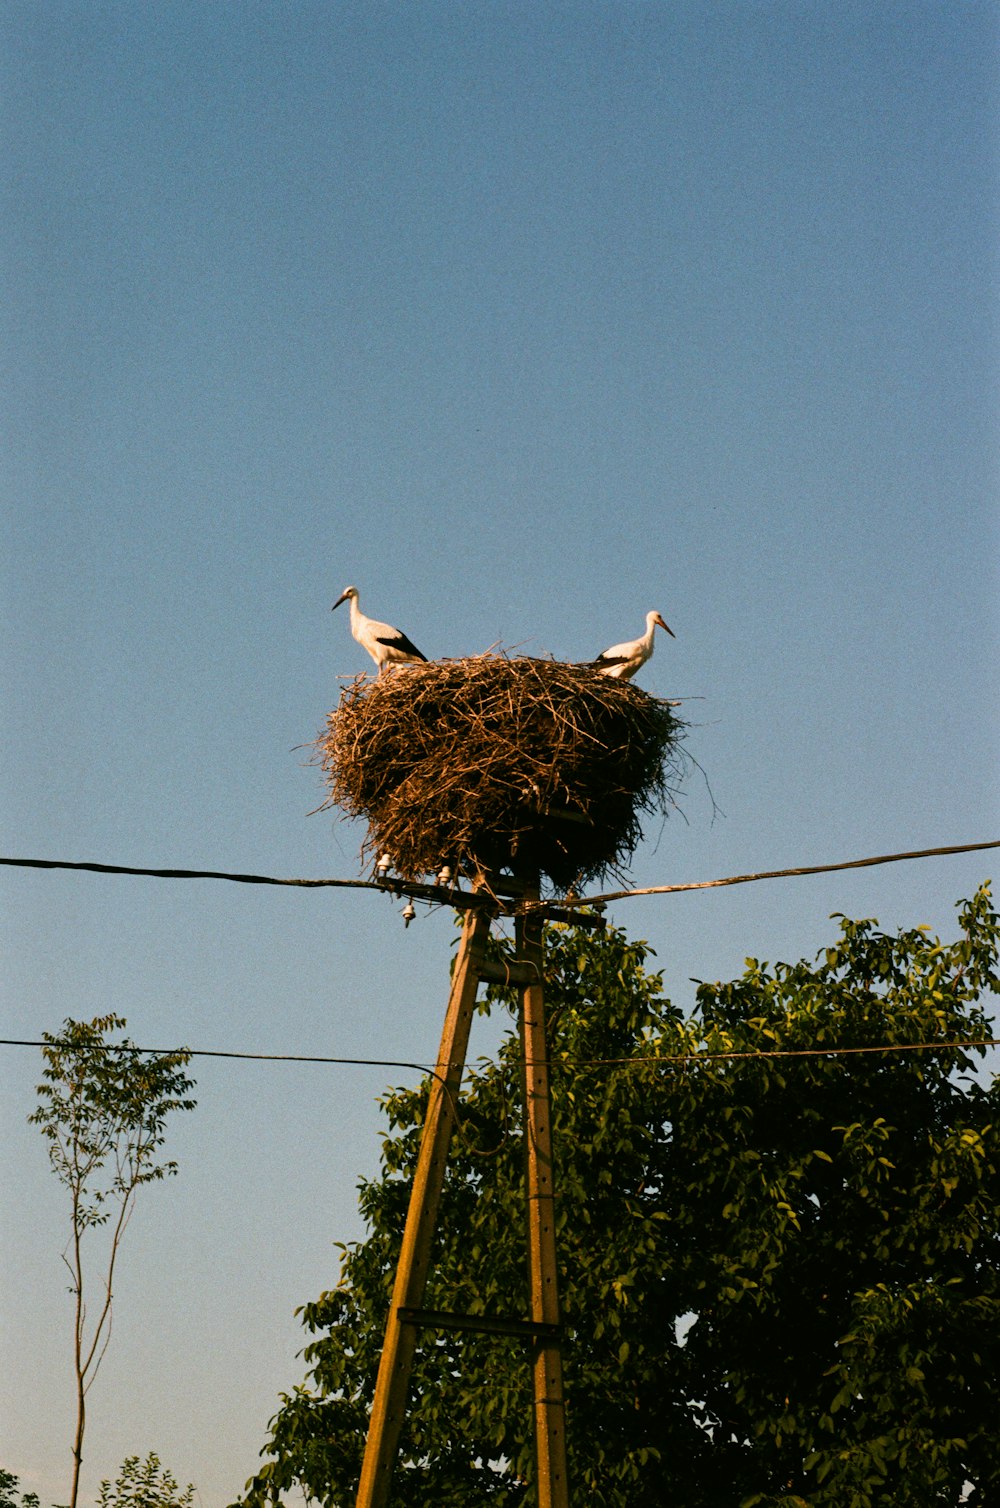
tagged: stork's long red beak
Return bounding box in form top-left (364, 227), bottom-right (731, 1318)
top-left (332, 592), bottom-right (349, 611)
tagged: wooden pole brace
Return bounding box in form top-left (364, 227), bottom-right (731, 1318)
top-left (476, 958), bottom-right (542, 986)
top-left (354, 901), bottom-right (493, 1508)
top-left (397, 1306), bottom-right (561, 1342)
top-left (373, 874), bottom-right (605, 931)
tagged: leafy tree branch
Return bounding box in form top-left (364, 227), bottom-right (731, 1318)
top-left (237, 886), bottom-right (999, 1507)
top-left (97, 1452), bottom-right (195, 1508)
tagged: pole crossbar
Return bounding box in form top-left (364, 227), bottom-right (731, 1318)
top-left (397, 1306), bottom-right (561, 1342)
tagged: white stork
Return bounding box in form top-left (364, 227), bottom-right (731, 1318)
top-left (332, 586), bottom-right (428, 675)
top-left (590, 610), bottom-right (674, 681)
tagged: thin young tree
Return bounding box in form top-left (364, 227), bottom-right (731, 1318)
top-left (29, 1015), bottom-right (196, 1508)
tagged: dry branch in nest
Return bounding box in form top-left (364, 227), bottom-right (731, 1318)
top-left (316, 655), bottom-right (687, 893)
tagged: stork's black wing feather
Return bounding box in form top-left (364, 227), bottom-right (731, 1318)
top-left (377, 631), bottom-right (427, 661)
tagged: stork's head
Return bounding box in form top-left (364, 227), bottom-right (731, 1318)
top-left (332, 586), bottom-right (358, 611)
top-left (650, 611), bottom-right (675, 638)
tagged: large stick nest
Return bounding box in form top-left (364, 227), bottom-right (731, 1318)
top-left (316, 655), bottom-right (687, 892)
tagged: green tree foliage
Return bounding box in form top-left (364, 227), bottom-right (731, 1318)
top-left (0, 1470), bottom-right (40, 1508)
top-left (96, 1453), bottom-right (195, 1508)
top-left (30, 1016), bottom-right (196, 1508)
top-left (238, 889), bottom-right (1000, 1507)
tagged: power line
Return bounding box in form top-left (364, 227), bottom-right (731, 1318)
top-left (0, 1037), bottom-right (435, 1076)
top-left (1, 837), bottom-right (997, 907)
top-left (555, 1039), bottom-right (1000, 1067)
top-left (5, 843), bottom-right (996, 1073)
top-left (568, 840), bottom-right (1000, 907)
top-left (0, 856), bottom-right (380, 889)
top-left (4, 1036), bottom-right (997, 1070)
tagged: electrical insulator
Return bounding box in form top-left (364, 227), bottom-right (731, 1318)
top-left (402, 900), bottom-right (416, 927)
top-left (377, 854), bottom-right (392, 877)
top-left (436, 865), bottom-right (452, 886)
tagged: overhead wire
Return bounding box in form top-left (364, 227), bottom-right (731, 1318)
top-left (1, 1037), bottom-right (435, 1074)
top-left (4, 840), bottom-right (996, 1078)
top-left (1, 837), bottom-right (997, 907)
top-left (0, 855), bottom-right (380, 889)
top-left (562, 839), bottom-right (1000, 906)
top-left (4, 1036), bottom-right (998, 1070)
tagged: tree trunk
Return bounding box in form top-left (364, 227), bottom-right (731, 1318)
top-left (70, 1374), bottom-right (84, 1508)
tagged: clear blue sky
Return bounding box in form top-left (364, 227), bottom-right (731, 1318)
top-left (2, 4), bottom-right (997, 1503)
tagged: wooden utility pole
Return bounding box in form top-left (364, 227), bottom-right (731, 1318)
top-left (516, 875), bottom-right (571, 1508)
top-left (355, 901), bottom-right (492, 1508)
top-left (355, 879), bottom-right (572, 1508)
